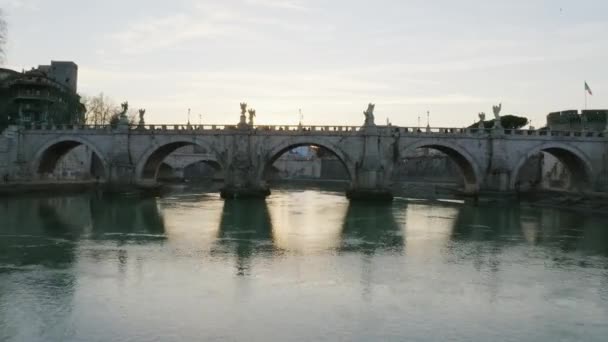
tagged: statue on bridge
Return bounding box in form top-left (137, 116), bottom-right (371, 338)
top-left (364, 103), bottom-right (375, 126)
top-left (248, 108), bottom-right (256, 126)
top-left (119, 102), bottom-right (128, 116)
top-left (478, 112), bottom-right (486, 129)
top-left (492, 103), bottom-right (502, 129)
top-left (238, 102), bottom-right (248, 128)
top-left (138, 109), bottom-right (146, 127)
top-left (118, 101), bottom-right (129, 125)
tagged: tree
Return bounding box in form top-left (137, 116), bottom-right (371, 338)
top-left (82, 93), bottom-right (118, 125)
top-left (500, 115), bottom-right (529, 129)
top-left (81, 93), bottom-right (137, 126)
top-left (0, 9), bottom-right (6, 64)
top-left (469, 114), bottom-right (529, 130)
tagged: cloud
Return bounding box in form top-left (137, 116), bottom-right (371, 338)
top-left (108, 12), bottom-right (236, 54)
top-left (106, 1), bottom-right (318, 54)
top-left (0, 0), bottom-right (40, 11)
top-left (244, 0), bottom-right (310, 11)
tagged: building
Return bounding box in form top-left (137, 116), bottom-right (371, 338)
top-left (547, 109), bottom-right (608, 131)
top-left (0, 61), bottom-right (84, 130)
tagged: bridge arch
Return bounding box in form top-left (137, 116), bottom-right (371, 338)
top-left (510, 142), bottom-right (594, 191)
top-left (32, 136), bottom-right (109, 180)
top-left (262, 138), bottom-right (355, 181)
top-left (399, 140), bottom-right (483, 192)
top-left (135, 138), bottom-right (223, 182)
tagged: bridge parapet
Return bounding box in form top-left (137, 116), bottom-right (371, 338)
top-left (128, 124), bottom-right (367, 135)
top-left (22, 124), bottom-right (113, 132)
top-left (17, 123), bottom-right (608, 141)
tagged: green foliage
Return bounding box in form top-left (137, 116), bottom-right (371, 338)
top-left (468, 114), bottom-right (529, 129)
top-left (500, 115), bottom-right (529, 129)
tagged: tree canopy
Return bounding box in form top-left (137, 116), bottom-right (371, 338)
top-left (469, 115), bottom-right (529, 130)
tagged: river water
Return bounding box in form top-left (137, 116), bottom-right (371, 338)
top-left (0, 185), bottom-right (607, 341)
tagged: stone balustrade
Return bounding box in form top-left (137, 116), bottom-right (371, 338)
top-left (15, 123), bottom-right (607, 140)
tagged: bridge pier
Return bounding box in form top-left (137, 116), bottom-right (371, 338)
top-left (106, 124), bottom-right (139, 192)
top-left (220, 133), bottom-right (271, 199)
top-left (106, 163), bottom-right (137, 192)
top-left (347, 126), bottom-right (394, 201)
top-left (482, 172), bottom-right (511, 193)
top-left (220, 167), bottom-right (270, 199)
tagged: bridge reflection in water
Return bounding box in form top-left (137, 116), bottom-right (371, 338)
top-left (1, 192), bottom-right (606, 267)
top-left (212, 199), bottom-right (277, 276)
top-left (1, 192), bottom-right (607, 266)
top-left (340, 202), bottom-right (404, 254)
top-left (1, 189), bottom-right (608, 341)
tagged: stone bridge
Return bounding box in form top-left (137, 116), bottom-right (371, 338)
top-left (1, 121), bottom-right (607, 199)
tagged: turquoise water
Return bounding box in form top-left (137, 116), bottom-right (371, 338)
top-left (1, 187), bottom-right (607, 341)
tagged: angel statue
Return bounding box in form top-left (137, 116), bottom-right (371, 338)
top-left (248, 108), bottom-right (256, 126)
top-left (492, 103), bottom-right (502, 128)
top-left (119, 101), bottom-right (129, 119)
top-left (238, 102), bottom-right (248, 126)
top-left (113, 101), bottom-right (130, 126)
top-left (138, 108), bottom-right (146, 126)
top-left (478, 112), bottom-right (486, 129)
top-left (364, 103), bottom-right (375, 126)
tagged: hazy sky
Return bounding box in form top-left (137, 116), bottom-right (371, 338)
top-left (1, 0), bottom-right (607, 127)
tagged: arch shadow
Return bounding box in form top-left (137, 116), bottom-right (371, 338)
top-left (400, 141), bottom-right (482, 192)
top-left (32, 136), bottom-right (109, 180)
top-left (183, 160), bottom-right (224, 182)
top-left (136, 140), bottom-right (222, 182)
top-left (510, 143), bottom-right (594, 191)
top-left (182, 159), bottom-right (223, 172)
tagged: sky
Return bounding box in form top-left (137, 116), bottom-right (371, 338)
top-left (1, 0), bottom-right (607, 127)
